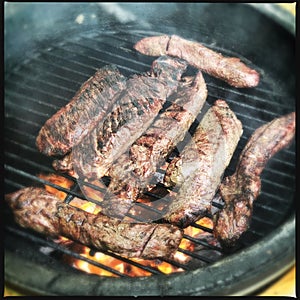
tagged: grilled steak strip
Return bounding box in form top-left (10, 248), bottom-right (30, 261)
top-left (5, 187), bottom-right (183, 259)
top-left (63, 56), bottom-right (188, 179)
top-left (134, 35), bottom-right (260, 88)
top-left (36, 65), bottom-right (127, 156)
top-left (101, 72), bottom-right (208, 217)
top-left (213, 112), bottom-right (296, 247)
top-left (163, 100), bottom-right (243, 227)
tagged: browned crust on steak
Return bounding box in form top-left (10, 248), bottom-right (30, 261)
top-left (163, 100), bottom-right (243, 227)
top-left (64, 56), bottom-right (188, 179)
top-left (213, 112), bottom-right (295, 247)
top-left (101, 72), bottom-right (208, 217)
top-left (36, 65), bottom-right (127, 156)
top-left (134, 35), bottom-right (260, 88)
top-left (5, 187), bottom-right (183, 259)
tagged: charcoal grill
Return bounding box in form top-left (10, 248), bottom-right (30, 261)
top-left (4, 3), bottom-right (295, 296)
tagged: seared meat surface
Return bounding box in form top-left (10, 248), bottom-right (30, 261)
top-left (102, 71), bottom-right (208, 217)
top-left (163, 100), bottom-right (243, 227)
top-left (36, 65), bottom-right (127, 156)
top-left (5, 187), bottom-right (183, 259)
top-left (134, 35), bottom-right (260, 88)
top-left (55, 56), bottom-right (188, 179)
top-left (213, 112), bottom-right (295, 247)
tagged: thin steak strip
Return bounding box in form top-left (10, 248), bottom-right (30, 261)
top-left (102, 72), bottom-right (208, 217)
top-left (134, 35), bottom-right (260, 88)
top-left (163, 100), bottom-right (243, 227)
top-left (66, 56), bottom-right (188, 179)
top-left (5, 187), bottom-right (183, 259)
top-left (36, 65), bottom-right (127, 156)
top-left (213, 112), bottom-right (295, 248)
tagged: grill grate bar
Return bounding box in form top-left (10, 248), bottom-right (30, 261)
top-left (207, 82), bottom-right (291, 108)
top-left (5, 89), bottom-right (60, 111)
top-left (6, 152), bottom-right (54, 174)
top-left (4, 165), bottom-right (82, 199)
top-left (191, 223), bottom-right (213, 234)
top-left (40, 47), bottom-right (98, 72)
top-left (5, 138), bottom-right (43, 155)
top-left (5, 226), bottom-right (129, 278)
top-left (4, 115), bottom-right (42, 130)
top-left (211, 201), bottom-right (224, 209)
top-left (177, 247), bottom-right (214, 264)
top-left (5, 99), bottom-right (51, 119)
top-left (5, 73), bottom-right (71, 103)
top-left (254, 201), bottom-right (289, 214)
top-left (161, 258), bottom-right (189, 270)
top-left (261, 180), bottom-right (294, 193)
top-left (5, 127), bottom-right (37, 141)
top-left (17, 61), bottom-right (84, 86)
top-left (251, 214), bottom-right (284, 226)
top-left (33, 55), bottom-right (96, 78)
top-left (5, 178), bottom-right (26, 191)
top-left (182, 234), bottom-right (222, 252)
top-left (68, 35), bottom-right (151, 68)
top-left (262, 167), bottom-right (295, 181)
top-left (16, 69), bottom-right (78, 94)
top-left (92, 248), bottom-right (165, 275)
top-left (54, 42), bottom-right (142, 74)
top-left (75, 180), bottom-right (107, 194)
top-left (261, 190), bottom-right (295, 203)
top-left (63, 184), bottom-right (82, 204)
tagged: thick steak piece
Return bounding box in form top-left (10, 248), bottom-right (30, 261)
top-left (102, 72), bottom-right (208, 217)
top-left (213, 112), bottom-right (295, 247)
top-left (63, 56), bottom-right (188, 179)
top-left (134, 35), bottom-right (260, 88)
top-left (5, 187), bottom-right (183, 259)
top-left (36, 65), bottom-right (127, 156)
top-left (163, 100), bottom-right (243, 227)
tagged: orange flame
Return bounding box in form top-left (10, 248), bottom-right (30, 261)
top-left (42, 173), bottom-right (215, 277)
top-left (39, 173), bottom-right (74, 200)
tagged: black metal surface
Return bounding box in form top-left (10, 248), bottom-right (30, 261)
top-left (4, 3), bottom-right (295, 296)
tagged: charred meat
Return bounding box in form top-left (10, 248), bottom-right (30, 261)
top-left (5, 187), bottom-right (183, 259)
top-left (56, 56), bottom-right (188, 179)
top-left (36, 65), bottom-right (127, 156)
top-left (102, 71), bottom-right (208, 217)
top-left (163, 100), bottom-right (243, 227)
top-left (213, 112), bottom-right (296, 247)
top-left (134, 35), bottom-right (260, 88)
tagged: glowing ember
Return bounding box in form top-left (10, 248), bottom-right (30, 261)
top-left (39, 173), bottom-right (74, 199)
top-left (42, 173), bottom-right (218, 277)
top-left (64, 243), bottom-right (185, 277)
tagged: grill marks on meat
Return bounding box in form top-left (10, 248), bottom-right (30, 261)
top-left (101, 72), bottom-right (208, 217)
top-left (163, 100), bottom-right (243, 227)
top-left (5, 187), bottom-right (183, 259)
top-left (68, 56), bottom-right (188, 179)
top-left (36, 65), bottom-right (127, 156)
top-left (213, 112), bottom-right (295, 247)
top-left (134, 35), bottom-right (260, 88)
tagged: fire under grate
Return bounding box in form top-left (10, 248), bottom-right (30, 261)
top-left (4, 29), bottom-right (295, 279)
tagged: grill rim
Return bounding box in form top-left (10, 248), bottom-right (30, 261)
top-left (4, 2), bottom-right (296, 296)
top-left (5, 214), bottom-right (295, 296)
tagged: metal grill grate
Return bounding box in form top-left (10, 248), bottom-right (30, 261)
top-left (4, 29), bottom-right (295, 278)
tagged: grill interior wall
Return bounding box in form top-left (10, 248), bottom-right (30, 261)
top-left (4, 27), bottom-right (295, 276)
